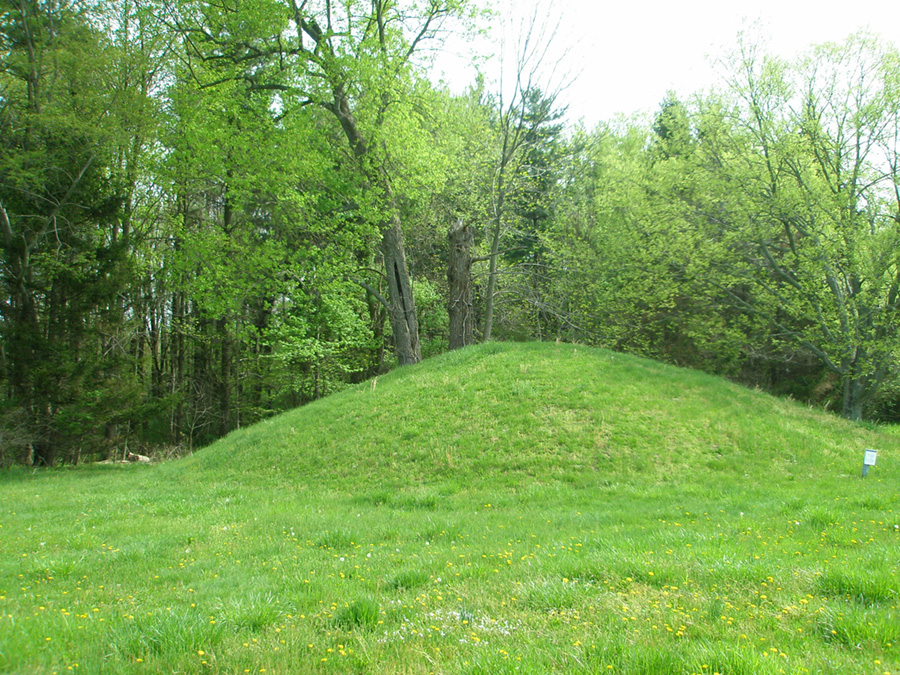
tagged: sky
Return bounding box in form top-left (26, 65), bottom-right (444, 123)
top-left (431, 0), bottom-right (900, 126)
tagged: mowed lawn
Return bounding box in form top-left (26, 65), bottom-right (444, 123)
top-left (1, 342), bottom-right (898, 675)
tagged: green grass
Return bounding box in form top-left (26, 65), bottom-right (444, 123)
top-left (1, 342), bottom-right (898, 674)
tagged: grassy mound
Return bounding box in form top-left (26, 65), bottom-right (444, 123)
top-left (174, 341), bottom-right (878, 491)
top-left (1, 342), bottom-right (897, 675)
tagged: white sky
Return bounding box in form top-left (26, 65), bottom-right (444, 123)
top-left (432, 0), bottom-right (900, 126)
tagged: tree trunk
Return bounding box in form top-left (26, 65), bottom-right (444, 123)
top-left (218, 317), bottom-right (232, 435)
top-left (483, 169), bottom-right (506, 342)
top-left (171, 290), bottom-right (186, 444)
top-left (482, 220), bottom-right (502, 342)
top-left (841, 375), bottom-right (866, 422)
top-left (447, 218), bottom-right (474, 350)
top-left (323, 82), bottom-right (422, 366)
top-left (381, 216), bottom-right (421, 365)
top-left (840, 347), bottom-right (873, 422)
top-left (364, 284), bottom-right (387, 375)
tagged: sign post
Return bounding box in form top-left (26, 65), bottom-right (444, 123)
top-left (862, 449), bottom-right (877, 478)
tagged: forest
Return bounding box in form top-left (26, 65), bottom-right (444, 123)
top-left (2, 0), bottom-right (899, 465)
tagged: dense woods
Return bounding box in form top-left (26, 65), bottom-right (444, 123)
top-left (2, 0), bottom-right (899, 465)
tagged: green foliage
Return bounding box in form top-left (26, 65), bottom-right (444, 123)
top-left (546, 121), bottom-right (746, 368)
top-left (0, 0), bottom-right (151, 463)
top-left (505, 88), bottom-right (566, 263)
top-left (478, 83), bottom-right (569, 342)
top-left (683, 34), bottom-right (900, 419)
top-left (411, 278), bottom-right (448, 356)
top-left (543, 36), bottom-right (900, 419)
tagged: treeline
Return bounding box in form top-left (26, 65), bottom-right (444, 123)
top-left (2, 0), bottom-right (899, 465)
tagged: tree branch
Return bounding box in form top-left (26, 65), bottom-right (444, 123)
top-left (350, 277), bottom-right (390, 310)
top-left (0, 201), bottom-right (13, 249)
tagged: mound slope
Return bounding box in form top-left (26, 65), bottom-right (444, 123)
top-left (176, 342), bottom-right (889, 490)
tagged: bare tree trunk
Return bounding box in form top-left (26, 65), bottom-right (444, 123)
top-left (381, 216), bottom-right (421, 365)
top-left (323, 85), bottom-right (422, 366)
top-left (447, 218), bottom-right (474, 349)
top-left (171, 289), bottom-right (186, 444)
top-left (218, 317), bottom-right (232, 435)
top-left (482, 209), bottom-right (503, 342)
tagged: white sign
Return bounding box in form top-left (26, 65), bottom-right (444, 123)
top-left (864, 449), bottom-right (878, 466)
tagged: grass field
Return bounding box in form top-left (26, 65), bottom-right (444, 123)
top-left (1, 342), bottom-right (898, 674)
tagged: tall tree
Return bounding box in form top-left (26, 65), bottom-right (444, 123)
top-left (684, 34), bottom-right (900, 419)
top-left (480, 0), bottom-right (567, 341)
top-left (0, 0), bottom-right (145, 462)
top-left (166, 0), bottom-right (479, 366)
top-left (447, 218), bottom-right (474, 348)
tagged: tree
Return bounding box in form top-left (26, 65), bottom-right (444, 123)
top-left (544, 120), bottom-right (715, 359)
top-left (166, 0), bottom-right (479, 366)
top-left (498, 87), bottom-right (566, 339)
top-left (685, 34), bottom-right (900, 419)
top-left (480, 0), bottom-right (567, 342)
top-left (447, 218), bottom-right (474, 348)
top-left (0, 0), bottom-right (147, 462)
